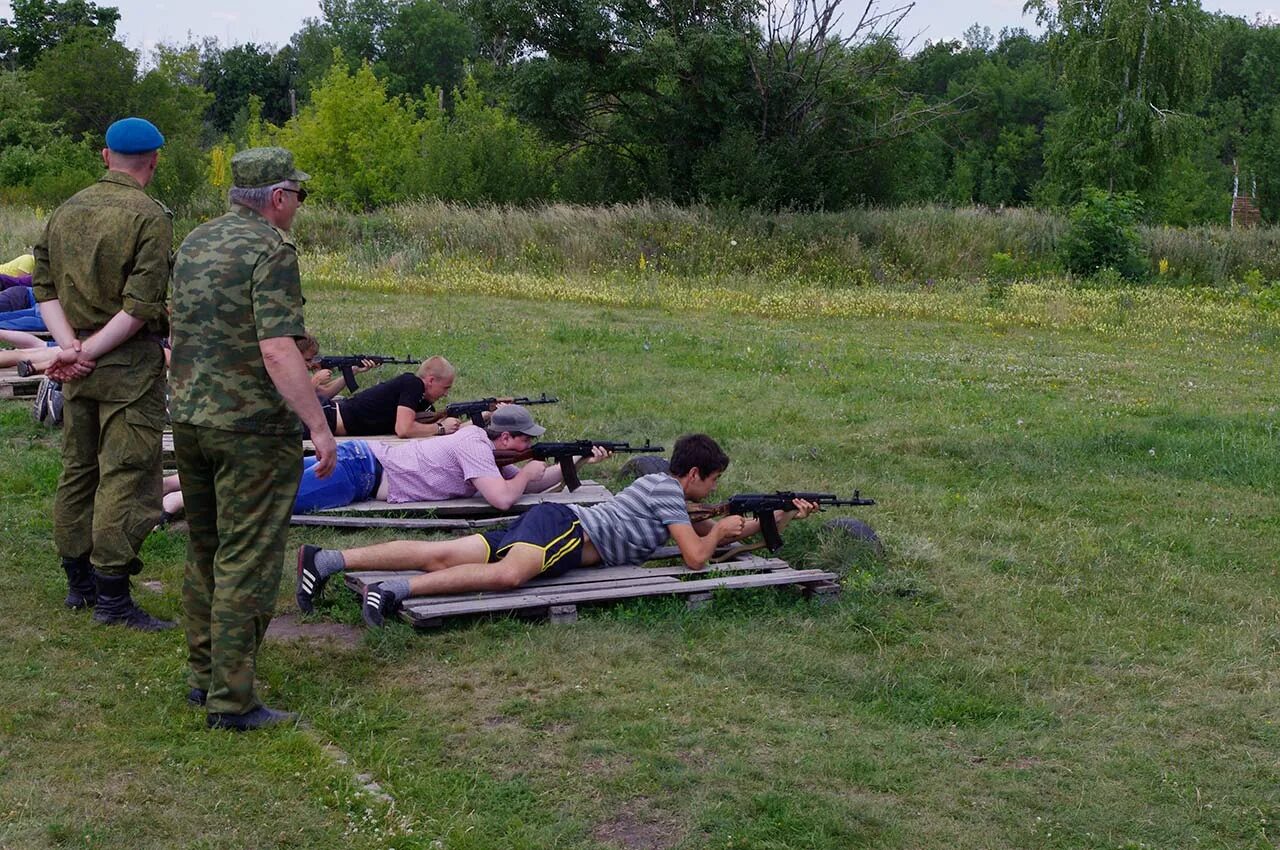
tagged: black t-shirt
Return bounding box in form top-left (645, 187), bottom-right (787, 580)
top-left (337, 372), bottom-right (433, 436)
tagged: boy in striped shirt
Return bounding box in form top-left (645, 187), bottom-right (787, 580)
top-left (296, 434), bottom-right (816, 627)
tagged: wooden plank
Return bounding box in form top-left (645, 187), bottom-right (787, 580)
top-left (342, 557), bottom-right (793, 595)
top-left (397, 569), bottom-right (838, 625)
top-left (290, 514), bottom-right (515, 530)
top-left (319, 481), bottom-right (612, 516)
top-left (348, 575), bottom-right (682, 607)
top-left (0, 380), bottom-right (38, 399)
top-left (548, 605), bottom-right (578, 624)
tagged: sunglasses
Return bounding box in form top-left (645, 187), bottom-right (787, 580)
top-left (277, 186), bottom-right (308, 204)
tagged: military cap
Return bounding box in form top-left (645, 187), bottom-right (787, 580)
top-left (231, 147), bottom-right (311, 189)
top-left (105, 117), bottom-right (165, 154)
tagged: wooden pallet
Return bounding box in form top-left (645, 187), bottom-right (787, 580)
top-left (290, 481), bottom-right (614, 528)
top-left (342, 553), bottom-right (841, 629)
top-left (0, 370), bottom-right (39, 398)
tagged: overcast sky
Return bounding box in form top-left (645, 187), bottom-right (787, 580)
top-left (1, 0), bottom-right (1276, 58)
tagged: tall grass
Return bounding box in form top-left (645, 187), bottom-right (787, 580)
top-left (7, 199), bottom-right (1280, 289)
top-left (288, 200), bottom-right (1280, 288)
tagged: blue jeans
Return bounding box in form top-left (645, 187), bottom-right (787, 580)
top-left (293, 440), bottom-right (381, 514)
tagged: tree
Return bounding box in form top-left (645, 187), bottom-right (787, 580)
top-left (378, 0), bottom-right (475, 99)
top-left (1027, 0), bottom-right (1214, 204)
top-left (199, 42), bottom-right (293, 132)
top-left (28, 27), bottom-right (135, 139)
top-left (0, 70), bottom-right (58, 147)
top-left (270, 54), bottom-right (426, 208)
top-left (135, 44), bottom-right (214, 206)
top-left (0, 0), bottom-right (120, 70)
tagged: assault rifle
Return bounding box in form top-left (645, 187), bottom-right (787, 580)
top-left (687, 491), bottom-right (876, 551)
top-left (317, 354), bottom-right (420, 392)
top-left (493, 439), bottom-right (664, 492)
top-left (445, 393), bottom-right (559, 427)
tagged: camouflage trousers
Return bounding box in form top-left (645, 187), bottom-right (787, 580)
top-left (173, 423), bottom-right (302, 715)
top-left (54, 337), bottom-right (166, 574)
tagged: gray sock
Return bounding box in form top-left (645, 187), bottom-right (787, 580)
top-left (379, 578), bottom-right (411, 601)
top-left (315, 549), bottom-right (346, 578)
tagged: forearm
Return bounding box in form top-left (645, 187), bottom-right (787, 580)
top-left (261, 338), bottom-right (331, 436)
top-left (525, 461), bottom-right (567, 492)
top-left (736, 509), bottom-right (793, 542)
top-left (396, 419), bottom-right (447, 438)
top-left (36, 300), bottom-right (77, 349)
top-left (681, 532), bottom-right (722, 570)
top-left (317, 378), bottom-right (345, 400)
top-left (80, 310), bottom-right (145, 360)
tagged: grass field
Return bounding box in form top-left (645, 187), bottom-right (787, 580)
top-left (2, 247), bottom-right (1279, 848)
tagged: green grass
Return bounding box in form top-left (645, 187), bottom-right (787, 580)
top-left (3, 266), bottom-right (1280, 849)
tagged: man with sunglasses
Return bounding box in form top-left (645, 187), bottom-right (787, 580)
top-left (169, 146), bottom-right (337, 732)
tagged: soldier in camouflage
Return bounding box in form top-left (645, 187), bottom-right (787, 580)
top-left (33, 116), bottom-right (175, 630)
top-left (169, 146), bottom-right (337, 732)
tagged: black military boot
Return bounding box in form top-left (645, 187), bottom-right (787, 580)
top-left (91, 572), bottom-right (176, 631)
top-left (61, 556), bottom-right (97, 609)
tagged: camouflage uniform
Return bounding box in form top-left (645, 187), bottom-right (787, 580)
top-left (32, 171), bottom-right (172, 577)
top-left (170, 163), bottom-right (308, 716)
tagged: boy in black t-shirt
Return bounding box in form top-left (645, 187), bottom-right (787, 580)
top-left (323, 355), bottom-right (461, 438)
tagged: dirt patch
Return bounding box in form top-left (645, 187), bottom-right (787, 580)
top-left (591, 802), bottom-right (681, 850)
top-left (267, 613), bottom-right (362, 648)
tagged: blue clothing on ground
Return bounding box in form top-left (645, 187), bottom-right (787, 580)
top-left (0, 286), bottom-right (44, 331)
top-left (293, 440), bottom-right (381, 514)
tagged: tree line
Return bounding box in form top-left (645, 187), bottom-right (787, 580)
top-left (0, 0), bottom-right (1277, 223)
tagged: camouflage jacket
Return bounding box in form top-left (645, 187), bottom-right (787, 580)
top-left (169, 205), bottom-right (306, 435)
top-left (32, 171), bottom-right (172, 336)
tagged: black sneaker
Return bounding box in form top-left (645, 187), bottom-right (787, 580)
top-left (361, 582), bottom-right (401, 628)
top-left (207, 705), bottom-right (299, 732)
top-left (295, 545), bottom-right (330, 614)
top-left (16, 359), bottom-right (34, 378)
top-left (187, 688), bottom-right (207, 707)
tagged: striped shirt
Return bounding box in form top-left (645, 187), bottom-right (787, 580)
top-left (368, 426), bottom-right (518, 503)
top-left (568, 474), bottom-right (691, 566)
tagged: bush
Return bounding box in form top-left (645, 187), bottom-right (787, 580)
top-left (270, 55), bottom-right (427, 209)
top-left (1059, 189), bottom-right (1146, 281)
top-left (0, 138), bottom-right (99, 208)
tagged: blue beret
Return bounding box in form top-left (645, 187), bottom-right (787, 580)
top-left (105, 117), bottom-right (165, 154)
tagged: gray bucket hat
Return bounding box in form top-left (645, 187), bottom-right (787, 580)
top-left (489, 404), bottom-right (546, 437)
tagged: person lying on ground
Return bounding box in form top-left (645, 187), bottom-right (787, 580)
top-left (295, 332), bottom-right (375, 402)
top-left (0, 253), bottom-right (33, 290)
top-left (164, 404), bottom-right (606, 522)
top-left (310, 354), bottom-right (460, 439)
top-left (291, 403), bottom-right (611, 515)
top-left (295, 433), bottom-right (818, 625)
top-left (0, 285), bottom-right (45, 332)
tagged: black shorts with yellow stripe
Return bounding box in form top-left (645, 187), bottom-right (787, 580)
top-left (479, 503), bottom-right (585, 578)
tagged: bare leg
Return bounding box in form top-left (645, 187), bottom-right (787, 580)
top-left (0, 345), bottom-right (52, 370)
top-left (0, 329), bottom-right (43, 349)
top-left (404, 545), bottom-right (544, 597)
top-left (341, 535), bottom-right (491, 572)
